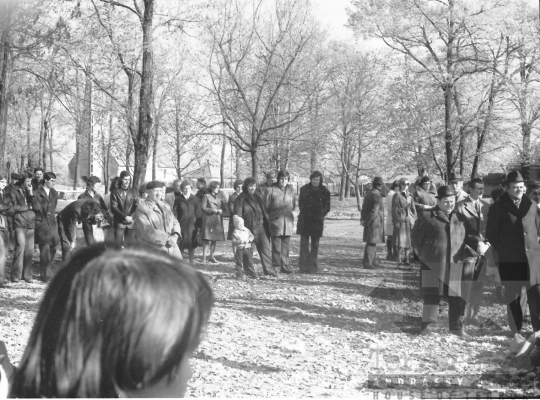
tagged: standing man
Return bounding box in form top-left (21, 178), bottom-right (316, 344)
top-left (456, 178), bottom-right (491, 323)
top-left (0, 174), bottom-right (12, 287)
top-left (256, 170), bottom-right (277, 197)
top-left (33, 172), bottom-right (60, 282)
top-left (449, 172), bottom-right (467, 203)
top-left (165, 179), bottom-right (182, 211)
top-left (31, 168), bottom-right (44, 191)
top-left (9, 172), bottom-right (36, 283)
top-left (486, 171), bottom-right (540, 335)
top-left (5, 173), bottom-right (19, 251)
top-left (110, 171), bottom-right (140, 245)
top-left (412, 186), bottom-right (484, 337)
top-left (193, 178), bottom-right (207, 248)
top-left (78, 176), bottom-right (108, 245)
top-left (134, 181), bottom-right (182, 258)
top-left (360, 177), bottom-right (385, 269)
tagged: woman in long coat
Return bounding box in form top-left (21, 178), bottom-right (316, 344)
top-left (201, 181), bottom-right (225, 264)
top-left (235, 177), bottom-right (277, 277)
top-left (266, 169), bottom-right (296, 273)
top-left (385, 180), bottom-right (399, 261)
top-left (175, 180), bottom-right (198, 264)
top-left (297, 171), bottom-right (331, 273)
top-left (392, 177), bottom-right (417, 267)
top-left (414, 176), bottom-right (437, 213)
top-left (227, 179), bottom-right (243, 253)
top-left (360, 177), bottom-right (385, 269)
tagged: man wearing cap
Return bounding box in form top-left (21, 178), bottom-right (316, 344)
top-left (486, 170), bottom-right (540, 335)
top-left (412, 185), bottom-right (485, 337)
top-left (360, 177), bottom-right (385, 269)
top-left (449, 172), bottom-right (467, 203)
top-left (134, 181), bottom-right (182, 258)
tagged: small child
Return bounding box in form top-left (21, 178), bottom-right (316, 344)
top-left (232, 215), bottom-right (257, 279)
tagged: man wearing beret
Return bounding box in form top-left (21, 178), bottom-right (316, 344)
top-left (134, 181), bottom-right (182, 259)
top-left (449, 172), bottom-right (467, 203)
top-left (412, 185), bottom-right (485, 337)
top-left (486, 170), bottom-right (540, 335)
top-left (360, 176), bottom-right (385, 269)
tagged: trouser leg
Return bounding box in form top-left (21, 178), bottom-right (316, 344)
top-left (59, 223), bottom-right (72, 261)
top-left (82, 221), bottom-right (95, 245)
top-left (114, 226), bottom-right (125, 245)
top-left (124, 228), bottom-right (134, 244)
top-left (11, 227), bottom-right (25, 280)
top-left (526, 284), bottom-right (540, 332)
top-left (386, 236), bottom-right (393, 260)
top-left (244, 247), bottom-right (256, 277)
top-left (422, 295), bottom-right (440, 330)
top-left (448, 296), bottom-right (467, 331)
top-left (364, 243), bottom-right (376, 268)
top-left (298, 235), bottom-right (309, 272)
top-left (22, 228), bottom-right (34, 281)
top-left (280, 236), bottom-right (292, 272)
top-left (234, 247), bottom-right (244, 276)
top-left (503, 282), bottom-right (524, 333)
top-left (309, 236), bottom-right (320, 272)
top-left (271, 236), bottom-right (281, 270)
top-left (0, 231), bottom-right (6, 285)
top-left (255, 230), bottom-right (275, 275)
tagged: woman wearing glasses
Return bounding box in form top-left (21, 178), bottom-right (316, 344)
top-left (392, 178), bottom-right (417, 269)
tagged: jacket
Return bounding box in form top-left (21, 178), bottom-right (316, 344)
top-left (296, 183), bottom-right (331, 238)
top-left (78, 190), bottom-right (108, 224)
top-left (265, 183), bottom-right (296, 237)
top-left (110, 187), bottom-right (140, 226)
top-left (0, 190), bottom-right (12, 231)
top-left (234, 192), bottom-right (271, 241)
top-left (57, 199), bottom-right (99, 243)
top-left (486, 192), bottom-right (540, 284)
top-left (33, 186), bottom-right (60, 245)
top-left (413, 186), bottom-right (437, 213)
top-left (175, 193), bottom-right (198, 249)
top-left (456, 196), bottom-right (490, 239)
top-left (201, 193), bottom-right (225, 241)
top-left (360, 188), bottom-right (385, 244)
top-left (9, 185), bottom-right (36, 229)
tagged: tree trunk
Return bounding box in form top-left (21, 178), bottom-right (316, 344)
top-left (0, 5), bottom-right (12, 172)
top-left (251, 149), bottom-right (260, 179)
top-left (443, 84), bottom-right (454, 181)
top-left (38, 99), bottom-right (44, 168)
top-left (152, 115), bottom-right (159, 181)
top-left (42, 119), bottom-right (48, 171)
top-left (132, 0), bottom-right (155, 190)
top-left (220, 135), bottom-right (226, 187)
top-left (26, 108), bottom-right (32, 168)
top-left (234, 141), bottom-right (241, 179)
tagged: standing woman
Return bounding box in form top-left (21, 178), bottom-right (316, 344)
top-left (102, 177), bottom-right (119, 242)
top-left (201, 181), bottom-right (225, 264)
top-left (0, 174), bottom-right (12, 287)
top-left (266, 169), bottom-right (297, 274)
top-left (297, 171), bottom-right (331, 273)
top-left (392, 177), bottom-right (417, 268)
top-left (385, 180), bottom-right (399, 261)
top-left (175, 180), bottom-right (198, 263)
top-left (235, 177), bottom-right (277, 276)
top-left (227, 179), bottom-right (243, 255)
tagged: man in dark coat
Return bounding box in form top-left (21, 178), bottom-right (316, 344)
top-left (486, 170), bottom-right (540, 334)
top-left (78, 176), bottom-right (108, 245)
top-left (0, 174), bottom-right (12, 287)
top-left (412, 185), bottom-right (483, 337)
top-left (192, 178), bottom-right (207, 248)
top-left (360, 176), bottom-right (385, 269)
top-left (110, 171), bottom-right (140, 245)
top-left (8, 171), bottom-right (36, 283)
top-left (297, 171), bottom-right (331, 273)
top-left (32, 172), bottom-right (60, 282)
top-left (31, 167), bottom-right (43, 191)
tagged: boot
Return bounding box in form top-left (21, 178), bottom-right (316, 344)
top-left (449, 297), bottom-right (469, 336)
top-left (363, 244), bottom-right (377, 269)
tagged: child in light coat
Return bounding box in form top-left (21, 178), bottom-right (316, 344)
top-left (232, 215), bottom-right (258, 279)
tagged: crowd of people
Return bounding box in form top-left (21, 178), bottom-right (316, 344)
top-left (361, 170), bottom-right (540, 338)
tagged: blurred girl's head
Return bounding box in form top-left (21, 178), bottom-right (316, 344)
top-left (10, 243), bottom-right (214, 398)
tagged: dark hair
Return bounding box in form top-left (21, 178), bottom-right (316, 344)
top-left (109, 177), bottom-right (119, 193)
top-left (180, 180), bottom-right (191, 190)
top-left (139, 187), bottom-right (147, 197)
top-left (86, 176), bottom-right (101, 186)
top-left (197, 178), bottom-right (206, 185)
top-left (390, 180), bottom-right (399, 191)
top-left (17, 171), bottom-right (33, 186)
top-left (208, 181), bottom-right (220, 191)
top-left (0, 173), bottom-right (7, 181)
top-left (468, 178), bottom-right (483, 189)
top-left (119, 171), bottom-right (131, 180)
top-left (233, 179), bottom-right (243, 191)
top-left (10, 243), bottom-right (213, 398)
top-left (276, 169), bottom-right (290, 182)
top-left (491, 187), bottom-right (505, 202)
top-left (172, 178), bottom-right (182, 186)
top-left (398, 177), bottom-right (409, 187)
top-left (309, 170), bottom-right (323, 183)
top-left (80, 200), bottom-right (102, 218)
top-left (419, 176), bottom-right (431, 186)
top-left (43, 172), bottom-right (56, 181)
top-left (11, 172), bottom-right (19, 180)
top-left (265, 170), bottom-right (276, 179)
top-left (33, 167), bottom-right (44, 174)
top-left (527, 181), bottom-right (540, 194)
top-left (242, 177), bottom-right (257, 193)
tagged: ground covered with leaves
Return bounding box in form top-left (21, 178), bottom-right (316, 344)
top-left (0, 204), bottom-right (537, 397)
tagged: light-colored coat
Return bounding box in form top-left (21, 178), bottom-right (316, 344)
top-left (385, 190), bottom-right (395, 236)
top-left (392, 191), bottom-right (417, 248)
top-left (134, 199), bottom-right (182, 258)
top-left (361, 188), bottom-right (385, 244)
top-left (265, 184), bottom-right (297, 237)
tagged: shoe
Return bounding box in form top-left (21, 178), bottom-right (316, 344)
top-left (280, 269), bottom-right (293, 274)
top-left (449, 329), bottom-right (471, 339)
top-left (307, 269), bottom-right (318, 274)
top-left (363, 264), bottom-right (377, 269)
top-left (24, 279), bottom-right (33, 284)
top-left (465, 317), bottom-right (480, 326)
top-left (396, 263), bottom-right (412, 271)
top-left (420, 326), bottom-right (434, 336)
top-left (208, 258), bottom-right (219, 264)
top-left (11, 278), bottom-right (20, 283)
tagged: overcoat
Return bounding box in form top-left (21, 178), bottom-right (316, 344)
top-left (296, 183), bottom-right (331, 238)
top-left (392, 191), bottom-right (417, 248)
top-left (413, 186), bottom-right (437, 213)
top-left (385, 190), bottom-right (395, 236)
top-left (234, 192), bottom-right (271, 241)
top-left (134, 199), bottom-right (181, 257)
top-left (360, 188), bottom-right (385, 244)
top-left (175, 193), bottom-right (198, 250)
top-left (265, 184), bottom-right (296, 237)
top-left (456, 197), bottom-right (490, 238)
top-left (227, 191), bottom-right (240, 240)
top-left (9, 185), bottom-right (36, 229)
top-left (0, 190), bottom-right (12, 231)
top-left (33, 186), bottom-right (60, 246)
top-left (201, 193), bottom-right (225, 241)
top-left (164, 192), bottom-right (176, 210)
top-left (486, 192), bottom-right (540, 284)
top-left (411, 207), bottom-right (479, 297)
top-left (110, 188), bottom-right (140, 227)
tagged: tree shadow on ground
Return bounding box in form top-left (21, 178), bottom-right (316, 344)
top-left (193, 350), bottom-right (283, 373)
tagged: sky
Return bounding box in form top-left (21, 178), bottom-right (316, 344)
top-left (312, 0), bottom-right (354, 40)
